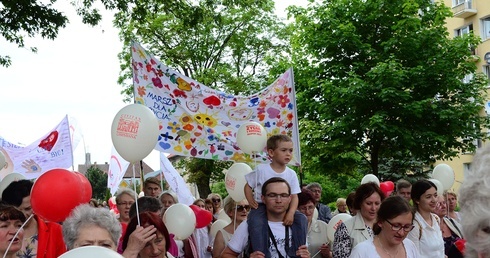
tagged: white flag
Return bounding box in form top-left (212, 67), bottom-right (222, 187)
top-left (160, 152), bottom-right (195, 205)
top-left (0, 115), bottom-right (75, 180)
top-left (107, 146), bottom-right (130, 196)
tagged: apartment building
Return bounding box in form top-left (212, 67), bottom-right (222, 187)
top-left (439, 0), bottom-right (490, 192)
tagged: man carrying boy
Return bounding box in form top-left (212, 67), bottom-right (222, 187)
top-left (244, 134), bottom-right (307, 257)
top-left (223, 177), bottom-right (310, 258)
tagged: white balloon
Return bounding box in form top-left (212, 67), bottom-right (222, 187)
top-left (0, 173), bottom-right (26, 197)
top-left (163, 203), bottom-right (196, 240)
top-left (327, 213), bottom-right (352, 243)
top-left (217, 209), bottom-right (231, 223)
top-left (429, 179), bottom-right (444, 196)
top-left (0, 152), bottom-right (5, 171)
top-left (361, 174), bottom-right (380, 186)
top-left (111, 104), bottom-right (160, 163)
top-left (236, 122), bottom-right (267, 154)
top-left (210, 219), bottom-right (229, 239)
top-left (432, 164), bottom-right (455, 191)
top-left (225, 163), bottom-right (252, 202)
top-left (59, 246), bottom-right (124, 257)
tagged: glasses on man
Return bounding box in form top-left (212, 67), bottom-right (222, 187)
top-left (265, 193), bottom-right (290, 199)
top-left (212, 198), bottom-right (221, 203)
top-left (117, 202), bottom-right (135, 207)
top-left (385, 220), bottom-right (415, 232)
top-left (235, 205), bottom-right (251, 212)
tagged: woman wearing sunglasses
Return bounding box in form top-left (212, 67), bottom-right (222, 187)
top-left (212, 196), bottom-right (250, 258)
top-left (207, 193), bottom-right (223, 220)
top-left (349, 195), bottom-right (420, 258)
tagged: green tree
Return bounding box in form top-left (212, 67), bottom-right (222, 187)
top-left (114, 0), bottom-right (288, 195)
top-left (288, 0), bottom-right (490, 177)
top-left (176, 158), bottom-right (232, 198)
top-left (86, 166), bottom-right (108, 200)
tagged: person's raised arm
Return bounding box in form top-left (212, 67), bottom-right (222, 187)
top-left (121, 226), bottom-right (157, 258)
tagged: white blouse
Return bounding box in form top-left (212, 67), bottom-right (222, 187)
top-left (406, 212), bottom-right (444, 258)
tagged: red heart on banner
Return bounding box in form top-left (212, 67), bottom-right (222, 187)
top-left (38, 131), bottom-right (59, 151)
top-left (203, 95), bottom-right (221, 106)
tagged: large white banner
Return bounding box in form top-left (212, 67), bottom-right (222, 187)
top-left (0, 115), bottom-right (76, 180)
top-left (131, 42), bottom-right (301, 166)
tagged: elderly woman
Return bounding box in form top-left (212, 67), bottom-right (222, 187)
top-left (333, 182), bottom-right (384, 258)
top-left (459, 145), bottom-right (490, 257)
top-left (158, 191), bottom-right (197, 258)
top-left (122, 211), bottom-right (174, 258)
top-left (446, 191), bottom-right (461, 223)
top-left (116, 188), bottom-right (137, 224)
top-left (212, 196), bottom-right (250, 258)
top-left (298, 189), bottom-right (331, 258)
top-left (62, 204), bottom-right (121, 251)
top-left (331, 198), bottom-right (348, 217)
top-left (350, 196), bottom-right (419, 257)
top-left (434, 195), bottom-right (463, 257)
top-left (0, 205), bottom-right (26, 258)
top-left (159, 190), bottom-right (178, 214)
top-left (407, 179), bottom-right (444, 258)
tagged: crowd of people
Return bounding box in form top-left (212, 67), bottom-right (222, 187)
top-left (0, 134), bottom-right (488, 258)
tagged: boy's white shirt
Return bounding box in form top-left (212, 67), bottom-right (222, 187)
top-left (245, 163), bottom-right (301, 203)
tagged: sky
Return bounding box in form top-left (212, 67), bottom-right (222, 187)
top-left (0, 0), bottom-right (309, 171)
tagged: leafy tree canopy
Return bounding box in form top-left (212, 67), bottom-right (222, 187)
top-left (85, 166), bottom-right (109, 200)
top-left (288, 0), bottom-right (490, 176)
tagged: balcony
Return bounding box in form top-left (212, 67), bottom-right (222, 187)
top-left (452, 1), bottom-right (477, 18)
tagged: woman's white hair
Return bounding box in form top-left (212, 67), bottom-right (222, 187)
top-left (460, 145), bottom-right (490, 257)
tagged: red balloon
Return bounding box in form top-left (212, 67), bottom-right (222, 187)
top-left (74, 172), bottom-right (92, 203)
top-left (31, 169), bottom-right (84, 222)
top-left (379, 181), bottom-right (395, 197)
top-left (190, 205), bottom-right (213, 229)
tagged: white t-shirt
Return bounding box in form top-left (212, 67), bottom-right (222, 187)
top-left (406, 212), bottom-right (444, 258)
top-left (245, 163), bottom-right (301, 203)
top-left (349, 238), bottom-right (419, 258)
top-left (228, 220), bottom-right (291, 257)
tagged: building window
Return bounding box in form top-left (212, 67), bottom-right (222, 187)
top-left (482, 17), bottom-right (490, 40)
top-left (484, 66), bottom-right (490, 82)
top-left (455, 24), bottom-right (473, 37)
top-left (453, 0), bottom-right (469, 7)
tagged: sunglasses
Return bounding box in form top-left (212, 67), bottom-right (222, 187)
top-left (212, 198), bottom-right (221, 203)
top-left (235, 205), bottom-right (251, 212)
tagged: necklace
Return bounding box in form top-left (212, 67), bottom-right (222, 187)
top-left (377, 236), bottom-right (399, 258)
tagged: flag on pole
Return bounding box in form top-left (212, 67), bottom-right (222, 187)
top-left (107, 146), bottom-right (130, 196)
top-left (160, 152), bottom-right (195, 205)
top-left (131, 42), bottom-right (301, 165)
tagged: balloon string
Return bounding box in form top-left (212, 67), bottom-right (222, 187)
top-left (132, 163), bottom-right (141, 226)
top-left (4, 213), bottom-right (34, 258)
top-left (233, 204), bottom-right (237, 232)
